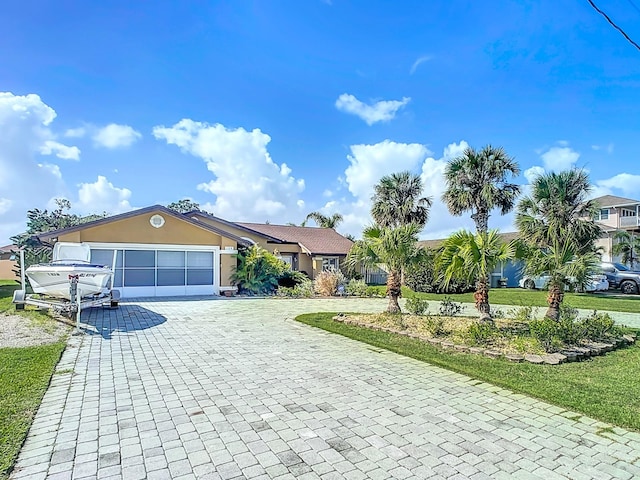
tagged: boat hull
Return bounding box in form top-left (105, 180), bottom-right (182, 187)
top-left (26, 264), bottom-right (113, 300)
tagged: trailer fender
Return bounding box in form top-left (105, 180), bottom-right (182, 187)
top-left (13, 289), bottom-right (26, 310)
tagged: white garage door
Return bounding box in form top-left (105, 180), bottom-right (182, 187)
top-left (89, 244), bottom-right (220, 298)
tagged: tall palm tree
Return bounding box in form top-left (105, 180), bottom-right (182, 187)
top-left (371, 171), bottom-right (432, 229)
top-left (612, 230), bottom-right (640, 269)
top-left (346, 223), bottom-right (425, 313)
top-left (442, 145), bottom-right (521, 234)
top-left (304, 212), bottom-right (344, 229)
top-left (515, 169), bottom-right (603, 320)
top-left (515, 169), bottom-right (601, 254)
top-left (438, 230), bottom-right (516, 323)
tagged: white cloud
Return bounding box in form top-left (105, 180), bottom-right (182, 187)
top-left (335, 94), bottom-right (410, 125)
top-left (594, 173), bottom-right (640, 199)
top-left (64, 127), bottom-right (86, 138)
top-left (345, 140), bottom-right (431, 199)
top-left (153, 119), bottom-right (305, 222)
top-left (39, 140), bottom-right (81, 160)
top-left (0, 92), bottom-right (67, 243)
top-left (76, 176), bottom-right (133, 215)
top-left (93, 123), bottom-right (141, 149)
top-left (524, 165), bottom-right (545, 184)
top-left (540, 146), bottom-right (580, 171)
top-left (410, 55), bottom-right (432, 74)
top-left (591, 143), bottom-right (614, 154)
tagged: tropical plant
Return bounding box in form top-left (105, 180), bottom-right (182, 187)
top-left (167, 198), bottom-right (201, 213)
top-left (612, 230), bottom-right (640, 269)
top-left (371, 171), bottom-right (432, 229)
top-left (346, 223), bottom-right (426, 313)
top-left (230, 245), bottom-right (287, 294)
top-left (515, 169), bottom-right (603, 320)
top-left (442, 145), bottom-right (520, 234)
top-left (304, 212), bottom-right (344, 229)
top-left (515, 169), bottom-right (602, 254)
top-left (438, 230), bottom-right (516, 323)
top-left (313, 269), bottom-right (346, 296)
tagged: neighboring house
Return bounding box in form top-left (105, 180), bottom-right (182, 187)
top-left (33, 205), bottom-right (354, 299)
top-left (591, 195), bottom-right (640, 262)
top-left (417, 232), bottom-right (523, 288)
top-left (187, 211), bottom-right (353, 279)
top-left (0, 244), bottom-right (18, 280)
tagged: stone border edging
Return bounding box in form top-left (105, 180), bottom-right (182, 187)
top-left (331, 314), bottom-right (637, 365)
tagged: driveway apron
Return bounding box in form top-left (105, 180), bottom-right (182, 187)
top-left (11, 297), bottom-right (640, 480)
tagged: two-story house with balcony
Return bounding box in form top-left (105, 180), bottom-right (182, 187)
top-left (592, 195), bottom-right (640, 261)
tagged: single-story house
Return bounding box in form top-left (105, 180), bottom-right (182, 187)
top-left (0, 244), bottom-right (18, 280)
top-left (35, 205), bottom-right (353, 298)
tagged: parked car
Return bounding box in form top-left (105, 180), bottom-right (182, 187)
top-left (600, 262), bottom-right (640, 294)
top-left (519, 274), bottom-right (609, 292)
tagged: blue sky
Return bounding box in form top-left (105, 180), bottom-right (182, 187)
top-left (2, 0), bottom-right (640, 245)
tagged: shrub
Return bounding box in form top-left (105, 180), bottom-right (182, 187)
top-left (424, 315), bottom-right (446, 337)
top-left (277, 279), bottom-right (313, 298)
top-left (404, 254), bottom-right (473, 294)
top-left (345, 278), bottom-right (368, 297)
top-left (232, 245), bottom-right (287, 294)
top-left (465, 323), bottom-right (499, 346)
top-left (313, 269), bottom-right (346, 296)
top-left (405, 296), bottom-right (429, 316)
top-left (438, 297), bottom-right (462, 316)
top-left (492, 308), bottom-right (505, 319)
top-left (556, 305), bottom-right (584, 346)
top-left (278, 269), bottom-right (308, 288)
top-left (529, 318), bottom-right (562, 352)
top-left (507, 305), bottom-right (536, 323)
top-left (581, 311), bottom-right (616, 341)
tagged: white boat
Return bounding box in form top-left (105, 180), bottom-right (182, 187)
top-left (26, 243), bottom-right (113, 300)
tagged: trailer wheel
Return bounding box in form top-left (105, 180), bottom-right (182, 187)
top-left (110, 301), bottom-right (119, 308)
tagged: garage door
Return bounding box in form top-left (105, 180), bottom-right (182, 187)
top-left (90, 246), bottom-right (219, 297)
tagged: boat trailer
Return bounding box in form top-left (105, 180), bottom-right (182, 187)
top-left (12, 250), bottom-right (120, 334)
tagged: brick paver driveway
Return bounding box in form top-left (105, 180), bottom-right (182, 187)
top-left (11, 298), bottom-right (640, 480)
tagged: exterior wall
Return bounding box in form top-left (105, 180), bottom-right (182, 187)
top-left (0, 254), bottom-right (17, 280)
top-left (220, 253), bottom-right (236, 287)
top-left (58, 213), bottom-right (223, 246)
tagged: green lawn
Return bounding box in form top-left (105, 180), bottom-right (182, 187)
top-left (366, 285), bottom-right (640, 313)
top-left (0, 342), bottom-right (66, 479)
top-left (297, 312), bottom-right (640, 432)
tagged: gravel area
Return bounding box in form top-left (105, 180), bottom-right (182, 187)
top-left (0, 314), bottom-right (70, 348)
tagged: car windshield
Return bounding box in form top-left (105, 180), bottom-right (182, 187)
top-left (613, 263), bottom-right (629, 271)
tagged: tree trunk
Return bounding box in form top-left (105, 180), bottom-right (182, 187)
top-left (386, 268), bottom-right (402, 314)
top-left (471, 210), bottom-right (489, 235)
top-left (474, 277), bottom-right (493, 324)
top-left (545, 283), bottom-right (564, 321)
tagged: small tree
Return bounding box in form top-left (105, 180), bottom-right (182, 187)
top-left (231, 245), bottom-right (287, 294)
top-left (346, 223), bottom-right (425, 313)
top-left (304, 212), bottom-right (344, 229)
top-left (438, 230), bottom-right (516, 323)
top-left (371, 171), bottom-right (432, 229)
top-left (612, 230), bottom-right (640, 269)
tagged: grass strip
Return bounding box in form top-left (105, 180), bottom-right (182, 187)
top-left (0, 342), bottom-right (66, 480)
top-left (296, 312), bottom-right (640, 432)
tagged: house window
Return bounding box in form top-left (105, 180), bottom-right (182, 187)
top-left (322, 257), bottom-right (339, 272)
top-left (597, 209), bottom-right (609, 220)
top-left (621, 209), bottom-right (637, 217)
top-left (278, 255), bottom-right (293, 268)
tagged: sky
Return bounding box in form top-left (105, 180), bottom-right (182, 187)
top-left (1, 0), bottom-right (640, 245)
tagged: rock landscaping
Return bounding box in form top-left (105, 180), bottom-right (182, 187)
top-left (331, 309), bottom-right (636, 365)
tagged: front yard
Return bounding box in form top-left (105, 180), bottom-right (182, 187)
top-left (0, 281), bottom-right (68, 480)
top-left (297, 312), bottom-right (640, 432)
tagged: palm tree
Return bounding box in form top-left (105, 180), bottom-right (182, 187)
top-left (371, 171), bottom-right (432, 229)
top-left (612, 230), bottom-right (640, 269)
top-left (438, 230), bottom-right (516, 323)
top-left (515, 169), bottom-right (603, 320)
top-left (346, 223), bottom-right (425, 314)
top-left (442, 145), bottom-right (521, 234)
top-left (304, 212), bottom-right (344, 229)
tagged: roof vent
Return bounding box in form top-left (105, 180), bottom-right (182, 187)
top-left (150, 214), bottom-right (165, 228)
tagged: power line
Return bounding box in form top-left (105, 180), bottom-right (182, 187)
top-left (586, 0), bottom-right (640, 51)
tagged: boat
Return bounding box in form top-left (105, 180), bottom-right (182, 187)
top-left (26, 242), bottom-right (113, 300)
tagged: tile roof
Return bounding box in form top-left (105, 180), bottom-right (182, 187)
top-left (0, 244), bottom-right (18, 253)
top-left (592, 195), bottom-right (640, 207)
top-left (236, 223), bottom-right (354, 255)
top-left (417, 231), bottom-right (520, 250)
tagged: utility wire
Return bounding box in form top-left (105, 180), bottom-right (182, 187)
top-left (586, 0), bottom-right (640, 51)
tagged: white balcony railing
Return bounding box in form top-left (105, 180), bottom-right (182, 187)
top-left (620, 216), bottom-right (640, 228)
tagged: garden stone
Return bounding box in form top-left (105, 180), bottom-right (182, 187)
top-left (622, 334), bottom-right (636, 343)
top-left (468, 347), bottom-right (484, 355)
top-left (505, 354), bottom-right (524, 363)
top-left (426, 338), bottom-right (442, 345)
top-left (441, 341), bottom-right (455, 350)
top-left (483, 350), bottom-right (502, 359)
top-left (542, 355), bottom-right (562, 365)
top-left (602, 342), bottom-right (615, 352)
top-left (524, 354), bottom-right (544, 364)
top-left (572, 347), bottom-right (591, 358)
top-left (559, 351), bottom-right (578, 362)
top-left (453, 345), bottom-right (469, 353)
